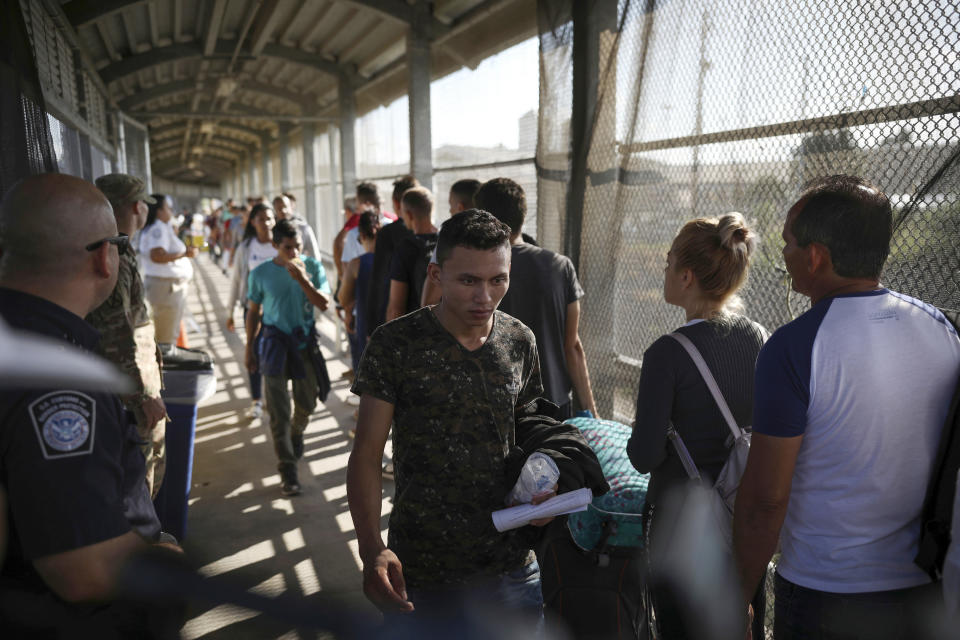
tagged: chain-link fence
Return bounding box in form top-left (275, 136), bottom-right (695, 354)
top-left (539, 1), bottom-right (959, 635)
top-left (538, 0), bottom-right (960, 423)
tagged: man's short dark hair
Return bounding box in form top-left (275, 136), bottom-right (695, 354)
top-left (450, 179), bottom-right (481, 209)
top-left (392, 175), bottom-right (419, 206)
top-left (792, 175), bottom-right (892, 279)
top-left (401, 186), bottom-right (433, 220)
top-left (272, 218), bottom-right (301, 244)
top-left (435, 209), bottom-right (511, 266)
top-left (356, 182), bottom-right (381, 209)
top-left (475, 178), bottom-right (526, 236)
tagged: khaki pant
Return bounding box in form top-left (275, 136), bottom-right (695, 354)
top-left (263, 350), bottom-right (319, 469)
top-left (144, 276), bottom-right (188, 344)
top-left (132, 404), bottom-right (167, 499)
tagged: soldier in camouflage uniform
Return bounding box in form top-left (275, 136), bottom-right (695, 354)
top-left (87, 174), bottom-right (167, 498)
top-left (347, 210), bottom-right (552, 622)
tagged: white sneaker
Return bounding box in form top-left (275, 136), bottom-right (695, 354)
top-left (245, 401), bottom-right (263, 419)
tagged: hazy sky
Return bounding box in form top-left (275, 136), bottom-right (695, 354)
top-left (355, 37), bottom-right (540, 167)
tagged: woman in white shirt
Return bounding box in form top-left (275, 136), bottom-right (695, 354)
top-left (226, 203), bottom-right (277, 418)
top-left (140, 194), bottom-right (196, 344)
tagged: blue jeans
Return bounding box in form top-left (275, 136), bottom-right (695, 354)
top-left (348, 327), bottom-right (365, 372)
top-left (387, 560), bottom-right (544, 638)
top-left (773, 572), bottom-right (939, 640)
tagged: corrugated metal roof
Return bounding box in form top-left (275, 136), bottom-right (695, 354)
top-left (56, 0), bottom-right (537, 183)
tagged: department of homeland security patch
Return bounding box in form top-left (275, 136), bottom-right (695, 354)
top-left (28, 391), bottom-right (96, 459)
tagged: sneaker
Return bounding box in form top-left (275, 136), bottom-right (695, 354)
top-left (280, 467), bottom-right (301, 496)
top-left (382, 462), bottom-right (394, 480)
top-left (245, 401), bottom-right (263, 419)
top-left (292, 433), bottom-right (304, 460)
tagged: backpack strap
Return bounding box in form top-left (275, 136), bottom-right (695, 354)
top-left (668, 332), bottom-right (744, 441)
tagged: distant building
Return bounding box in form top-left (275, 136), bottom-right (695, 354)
top-left (519, 110), bottom-right (537, 154)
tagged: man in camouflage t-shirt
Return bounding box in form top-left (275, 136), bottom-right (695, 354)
top-left (348, 210), bottom-right (548, 619)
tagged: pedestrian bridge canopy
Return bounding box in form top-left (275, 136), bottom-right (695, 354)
top-left (5, 0), bottom-right (960, 420)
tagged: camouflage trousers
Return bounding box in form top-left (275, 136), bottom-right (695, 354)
top-left (132, 403), bottom-right (167, 499)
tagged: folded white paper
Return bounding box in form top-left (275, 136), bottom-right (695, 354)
top-left (492, 487), bottom-right (594, 532)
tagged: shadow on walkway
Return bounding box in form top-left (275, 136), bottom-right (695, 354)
top-left (175, 256), bottom-right (390, 639)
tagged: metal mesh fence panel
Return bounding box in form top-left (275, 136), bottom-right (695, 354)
top-left (538, 0), bottom-right (960, 423)
top-left (539, 2), bottom-right (959, 634)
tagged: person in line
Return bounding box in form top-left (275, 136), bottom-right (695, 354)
top-left (226, 203), bottom-right (278, 420)
top-left (0, 174), bottom-right (181, 637)
top-left (341, 184), bottom-right (393, 378)
top-left (87, 173), bottom-right (168, 498)
top-left (347, 210), bottom-right (549, 622)
top-left (625, 212), bottom-right (767, 639)
top-left (274, 194), bottom-right (319, 259)
top-left (386, 186), bottom-right (438, 322)
top-left (734, 176), bottom-right (960, 640)
top-left (333, 196), bottom-right (360, 287)
top-left (477, 178), bottom-right (599, 419)
top-left (225, 203), bottom-right (249, 271)
top-left (246, 219), bottom-right (331, 497)
top-left (139, 193), bottom-right (196, 345)
top-left (339, 211), bottom-right (381, 373)
top-left (365, 175), bottom-right (419, 336)
top-left (448, 178), bottom-right (481, 215)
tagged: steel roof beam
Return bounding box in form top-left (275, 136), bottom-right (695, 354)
top-left (62, 0), bottom-right (150, 29)
top-left (138, 109), bottom-right (335, 123)
top-left (153, 141), bottom-right (242, 157)
top-left (99, 40), bottom-right (345, 84)
top-left (150, 122), bottom-right (264, 143)
top-left (344, 0), bottom-right (450, 39)
top-left (118, 77), bottom-right (317, 112)
top-left (249, 0), bottom-right (285, 56)
top-left (203, 0), bottom-right (228, 56)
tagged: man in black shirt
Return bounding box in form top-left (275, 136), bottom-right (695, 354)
top-left (477, 178), bottom-right (598, 419)
top-left (386, 186), bottom-right (438, 321)
top-left (365, 175), bottom-right (418, 335)
top-left (0, 174), bottom-right (180, 637)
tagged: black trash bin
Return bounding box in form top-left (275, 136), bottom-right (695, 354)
top-left (153, 345), bottom-right (216, 541)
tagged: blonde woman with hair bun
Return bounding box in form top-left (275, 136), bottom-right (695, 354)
top-left (627, 211), bottom-right (769, 639)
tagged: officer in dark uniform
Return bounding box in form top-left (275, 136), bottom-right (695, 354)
top-left (0, 174), bottom-right (181, 638)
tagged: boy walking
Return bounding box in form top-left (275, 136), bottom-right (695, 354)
top-left (246, 219), bottom-right (331, 496)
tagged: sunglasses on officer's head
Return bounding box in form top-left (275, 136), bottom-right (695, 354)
top-left (85, 232), bottom-right (130, 251)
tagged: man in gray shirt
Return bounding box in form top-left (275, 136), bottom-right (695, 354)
top-left (476, 178), bottom-right (598, 419)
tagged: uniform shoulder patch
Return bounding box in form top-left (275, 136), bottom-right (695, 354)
top-left (28, 391), bottom-right (96, 459)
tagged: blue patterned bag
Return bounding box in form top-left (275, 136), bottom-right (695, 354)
top-left (565, 417), bottom-right (649, 551)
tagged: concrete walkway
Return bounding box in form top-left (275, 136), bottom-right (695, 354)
top-left (174, 255), bottom-right (388, 639)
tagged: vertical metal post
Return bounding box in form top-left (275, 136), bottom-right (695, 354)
top-left (248, 145), bottom-right (258, 196)
top-left (241, 152), bottom-right (249, 198)
top-left (116, 113), bottom-right (127, 173)
top-left (407, 1), bottom-right (433, 188)
top-left (261, 132), bottom-right (273, 197)
top-left (143, 134), bottom-right (152, 193)
top-left (328, 125), bottom-right (342, 221)
top-left (279, 123), bottom-right (292, 193)
top-left (565, 0), bottom-right (618, 271)
top-left (302, 123), bottom-right (319, 232)
top-left (338, 72), bottom-right (357, 194)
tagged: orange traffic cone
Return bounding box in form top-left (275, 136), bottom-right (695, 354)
top-left (176, 320), bottom-right (189, 348)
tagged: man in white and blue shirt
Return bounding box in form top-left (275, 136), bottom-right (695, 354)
top-left (734, 175), bottom-right (960, 639)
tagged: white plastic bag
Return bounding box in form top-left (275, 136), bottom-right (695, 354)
top-left (506, 452), bottom-right (560, 505)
